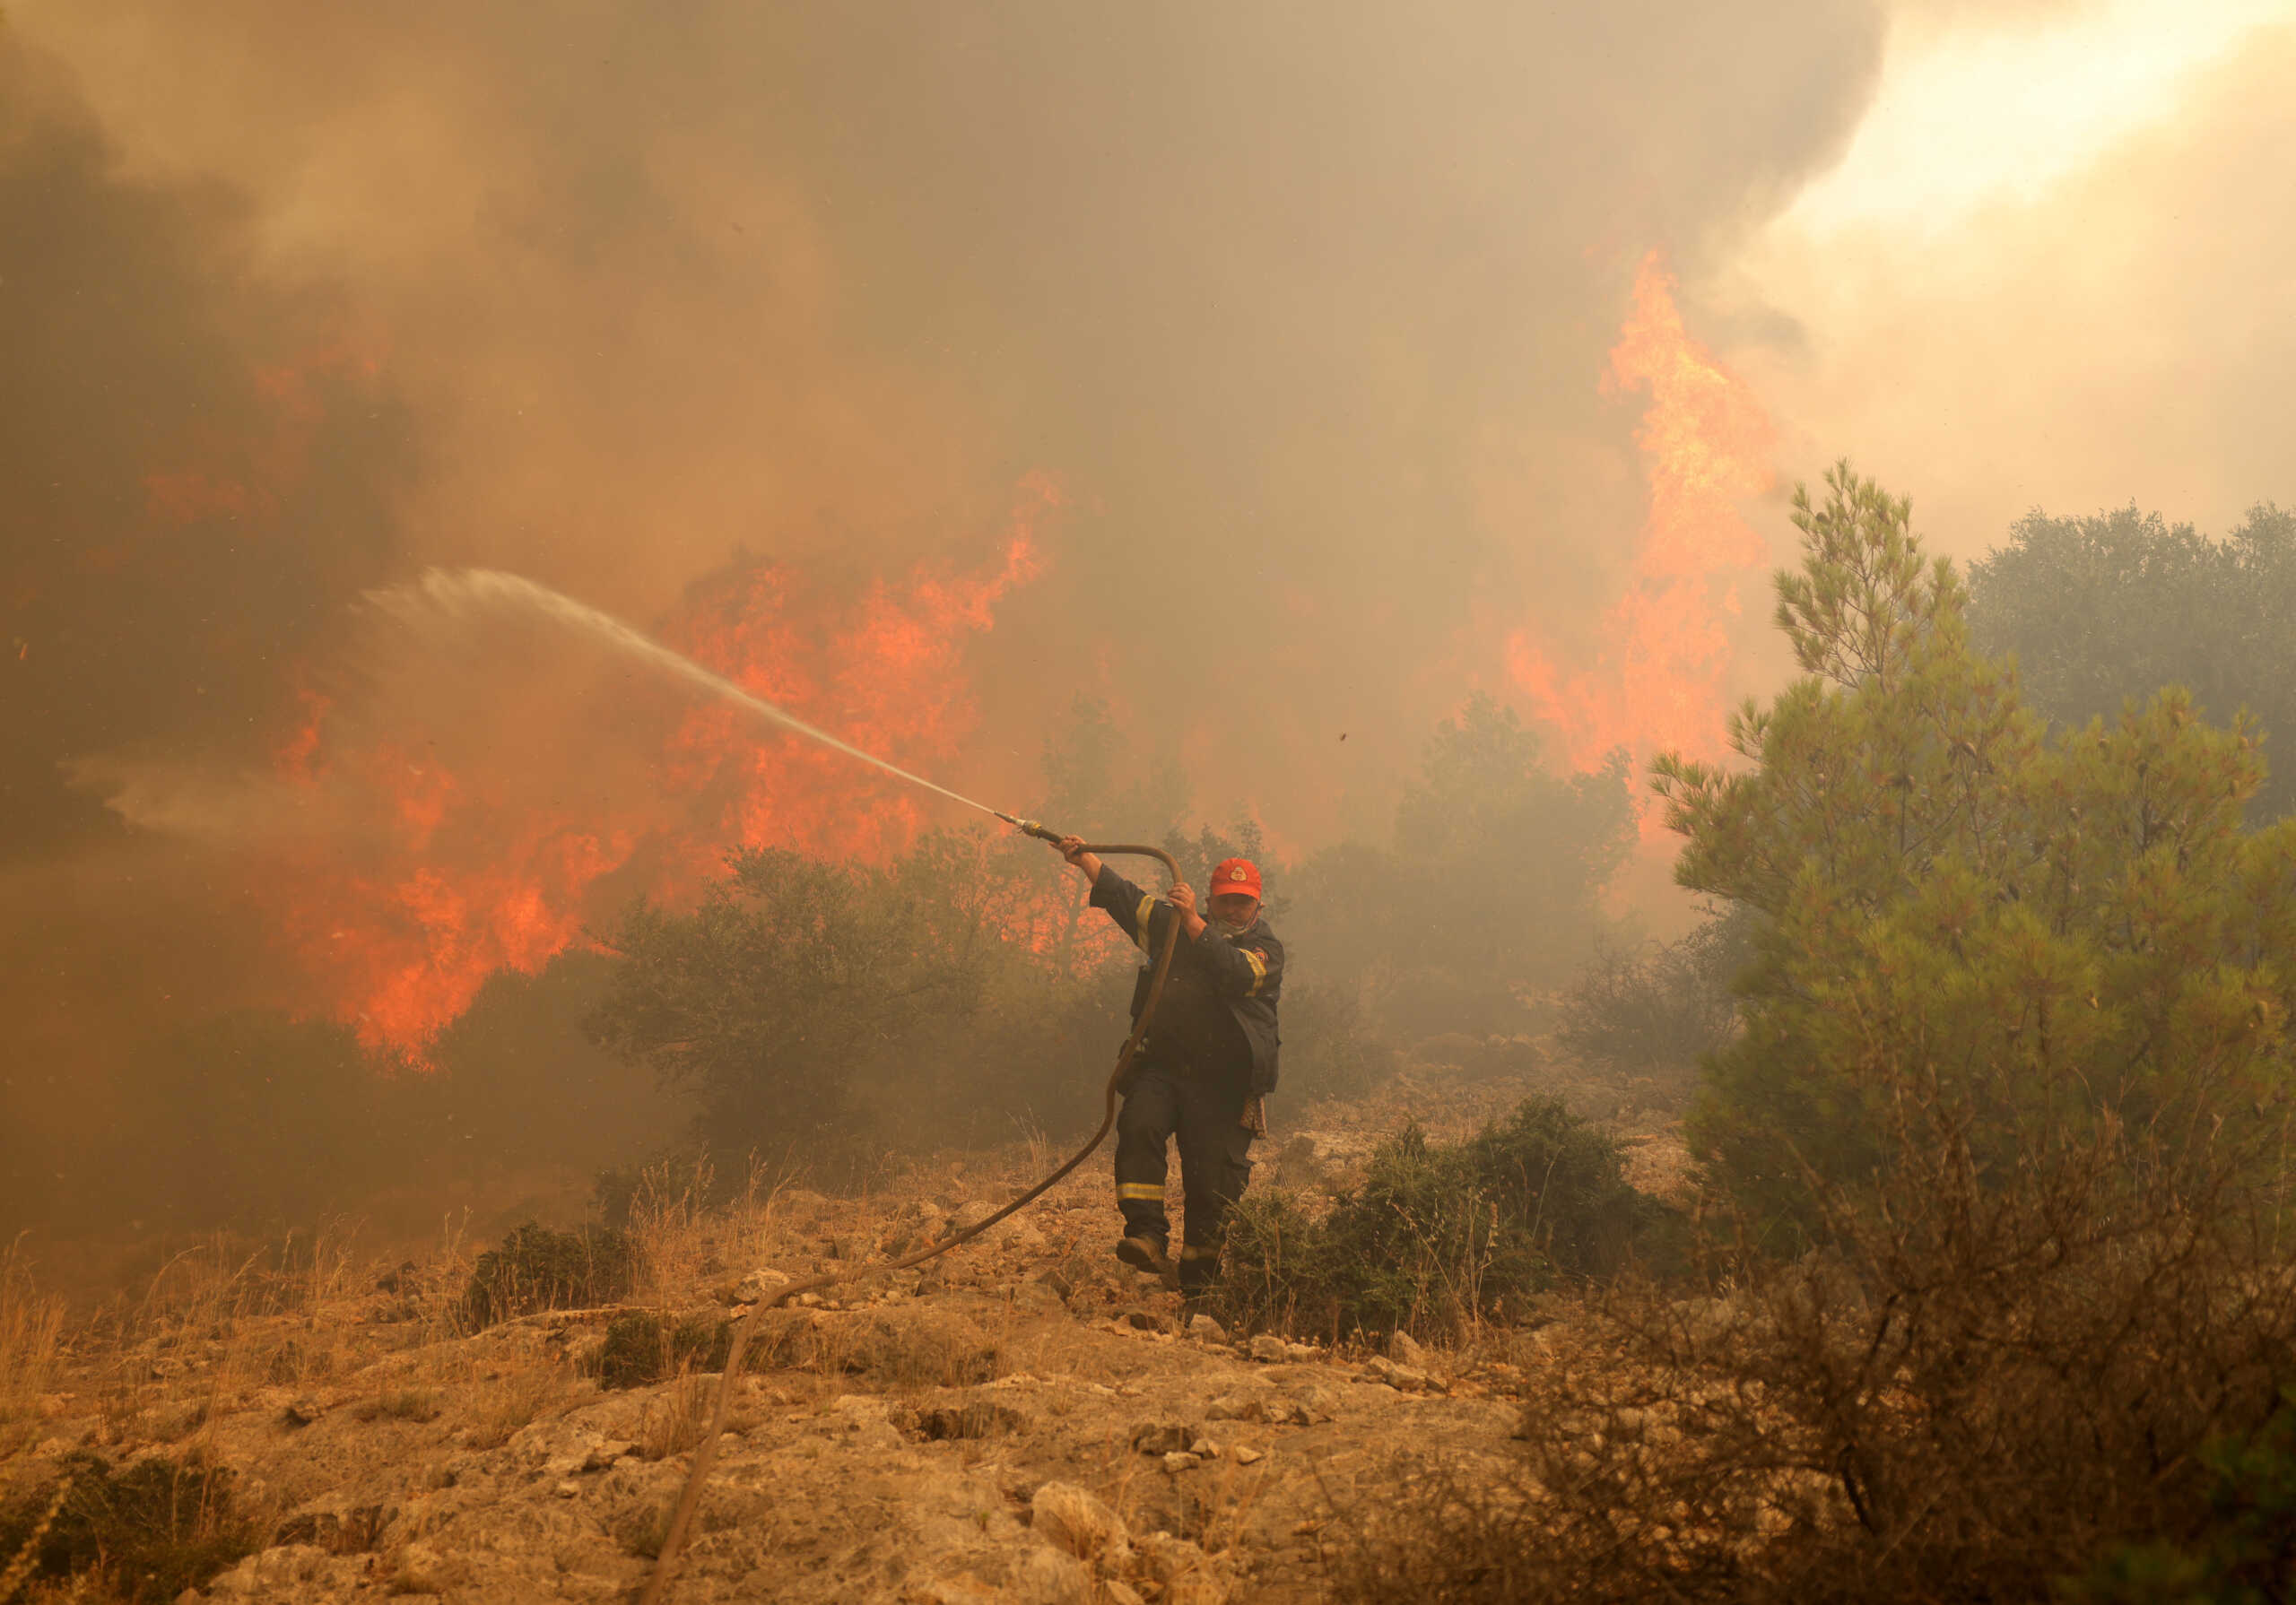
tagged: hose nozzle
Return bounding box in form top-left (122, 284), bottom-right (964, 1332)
top-left (996, 812), bottom-right (1065, 844)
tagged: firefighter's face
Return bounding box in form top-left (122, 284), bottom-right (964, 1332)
top-left (1209, 892), bottom-right (1260, 931)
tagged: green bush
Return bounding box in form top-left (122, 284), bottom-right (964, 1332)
top-left (594, 1311), bottom-right (733, 1390)
top-left (2067, 1387), bottom-right (2296, 1604)
top-left (1969, 501), bottom-right (2296, 820)
top-left (1212, 1096), bottom-right (1666, 1341)
top-left (0, 1452), bottom-right (257, 1603)
top-left (460, 1222), bottom-right (634, 1329)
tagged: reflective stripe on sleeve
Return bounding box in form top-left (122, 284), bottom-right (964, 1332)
top-left (1117, 1182), bottom-right (1165, 1202)
top-left (1242, 948), bottom-right (1270, 994)
top-left (1133, 893), bottom-right (1157, 950)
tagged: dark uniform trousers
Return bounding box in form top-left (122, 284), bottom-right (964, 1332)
top-left (1115, 1064), bottom-right (1254, 1288)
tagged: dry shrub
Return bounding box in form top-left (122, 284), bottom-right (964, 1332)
top-left (1557, 913), bottom-right (1746, 1076)
top-left (1332, 1099), bottom-right (2296, 1603)
top-left (0, 1452), bottom-right (257, 1604)
top-left (594, 1311), bottom-right (732, 1390)
top-left (352, 1389), bottom-right (443, 1425)
top-left (458, 1223), bottom-right (634, 1329)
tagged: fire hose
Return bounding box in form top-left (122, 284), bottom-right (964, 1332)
top-left (638, 827), bottom-right (1180, 1604)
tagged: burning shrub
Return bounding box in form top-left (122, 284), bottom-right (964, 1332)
top-left (1212, 1096), bottom-right (1667, 1341)
top-left (0, 1452), bottom-right (257, 1604)
top-left (459, 1222), bottom-right (634, 1329)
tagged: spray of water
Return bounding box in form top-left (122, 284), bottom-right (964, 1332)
top-left (370, 567), bottom-right (1013, 821)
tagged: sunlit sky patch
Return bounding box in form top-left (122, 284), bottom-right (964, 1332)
top-left (1783, 0), bottom-right (2292, 238)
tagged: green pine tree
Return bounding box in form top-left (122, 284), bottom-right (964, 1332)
top-left (1655, 462), bottom-right (2296, 1245)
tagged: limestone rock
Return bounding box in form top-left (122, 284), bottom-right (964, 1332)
top-left (1388, 1330), bottom-right (1429, 1367)
top-left (1246, 1334), bottom-right (1287, 1363)
top-left (733, 1267), bottom-right (791, 1304)
top-left (1128, 1420), bottom-right (1198, 1455)
top-left (950, 1200), bottom-right (1008, 1238)
top-left (1365, 1356), bottom-right (1433, 1391)
top-left (1186, 1313), bottom-right (1229, 1344)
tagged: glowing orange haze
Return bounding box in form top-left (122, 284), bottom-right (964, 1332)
top-left (1507, 251), bottom-right (1774, 833)
top-left (265, 256), bottom-right (1770, 1056)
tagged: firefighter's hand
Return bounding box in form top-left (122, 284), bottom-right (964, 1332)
top-left (1241, 1097), bottom-right (1267, 1137)
top-left (1054, 834), bottom-right (1089, 865)
top-left (1167, 882), bottom-right (1196, 915)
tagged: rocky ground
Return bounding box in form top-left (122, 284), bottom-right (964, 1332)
top-left (0, 1063), bottom-right (1690, 1604)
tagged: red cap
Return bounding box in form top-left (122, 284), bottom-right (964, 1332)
top-left (1210, 858), bottom-right (1263, 901)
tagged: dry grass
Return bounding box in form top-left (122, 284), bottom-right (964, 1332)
top-left (460, 1358), bottom-right (573, 1451)
top-left (627, 1157), bottom-right (720, 1307)
top-left (0, 1237), bottom-right (66, 1453)
top-left (638, 1369), bottom-right (717, 1462)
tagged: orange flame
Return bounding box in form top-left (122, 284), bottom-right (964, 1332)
top-left (1507, 251), bottom-right (1772, 825)
top-left (272, 479), bottom-right (1058, 1056)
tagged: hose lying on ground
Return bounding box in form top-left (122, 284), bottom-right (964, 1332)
top-left (637, 840), bottom-right (1181, 1605)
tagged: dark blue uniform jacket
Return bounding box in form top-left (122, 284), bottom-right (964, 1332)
top-left (1090, 865), bottom-right (1284, 1096)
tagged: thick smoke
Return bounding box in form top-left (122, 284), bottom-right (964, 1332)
top-left (12, 3), bottom-right (1885, 829)
top-left (0, 32), bottom-right (422, 1225)
top-left (0, 4), bottom-right (1894, 1228)
top-left (0, 37), bottom-right (412, 859)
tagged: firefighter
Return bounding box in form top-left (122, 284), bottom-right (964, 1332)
top-left (1051, 835), bottom-right (1283, 1295)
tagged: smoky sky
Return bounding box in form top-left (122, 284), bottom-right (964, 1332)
top-left (0, 37), bottom-right (413, 861)
top-left (0, 0), bottom-right (1898, 1125)
top-left (1727, 20), bottom-right (2296, 565)
top-left (8, 3), bottom-right (1886, 832)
